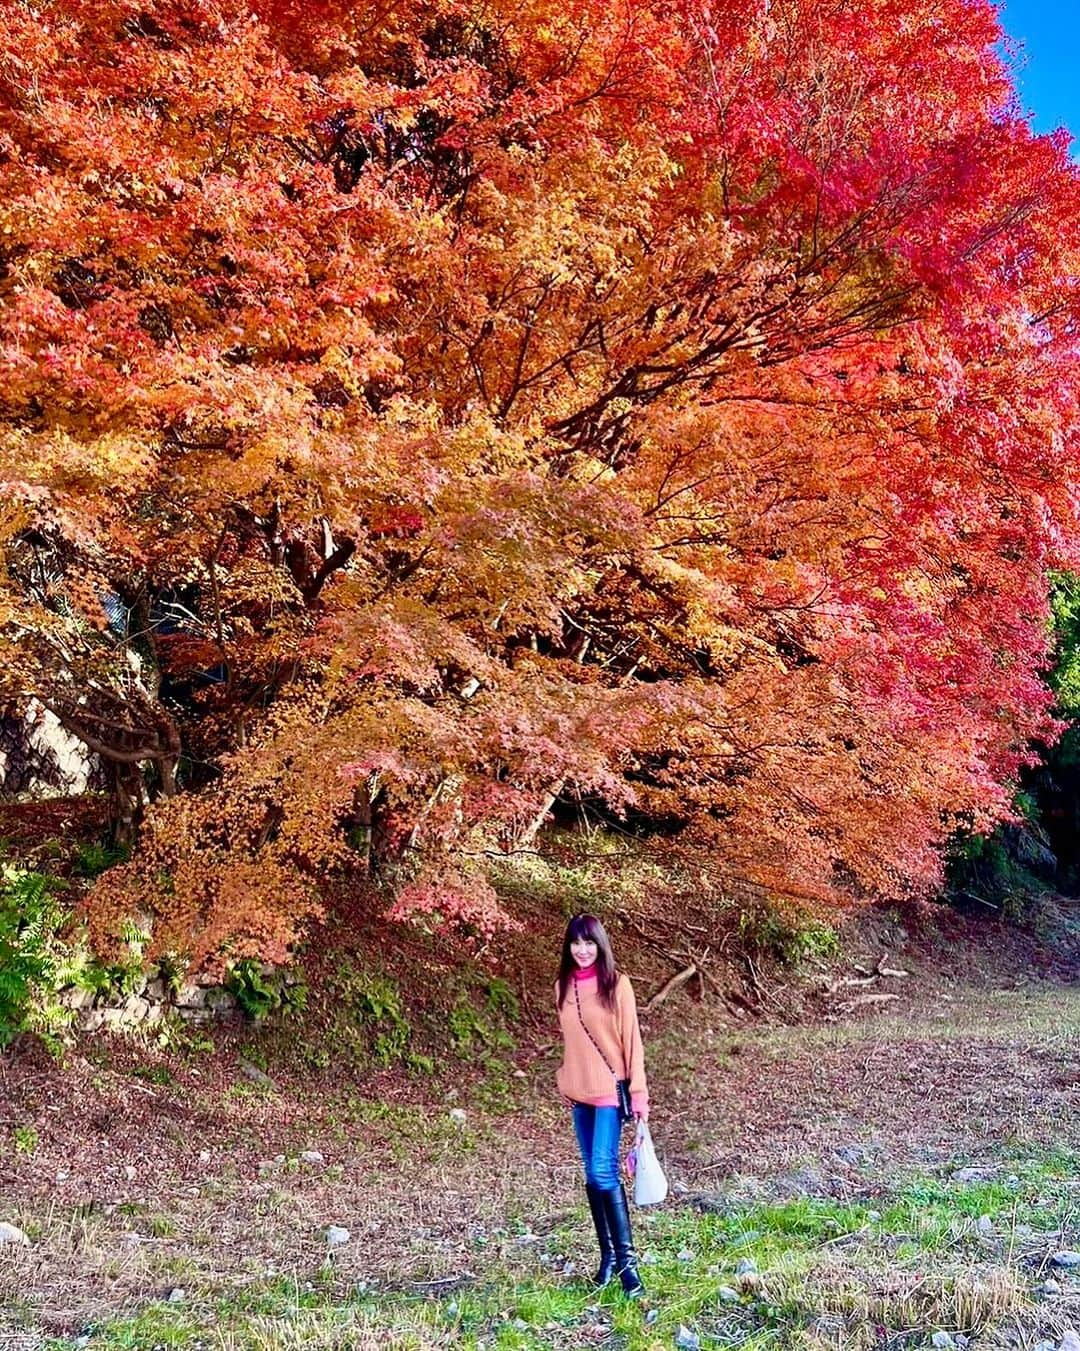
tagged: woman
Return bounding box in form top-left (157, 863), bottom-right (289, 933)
top-left (555, 913), bottom-right (648, 1296)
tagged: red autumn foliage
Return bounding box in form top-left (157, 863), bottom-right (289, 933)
top-left (1, 0), bottom-right (1079, 967)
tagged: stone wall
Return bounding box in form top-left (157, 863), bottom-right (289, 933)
top-left (0, 700), bottom-right (102, 798)
top-left (57, 962), bottom-right (305, 1034)
top-left (59, 969), bottom-right (238, 1033)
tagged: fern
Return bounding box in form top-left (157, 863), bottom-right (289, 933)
top-left (0, 866), bottom-right (68, 1048)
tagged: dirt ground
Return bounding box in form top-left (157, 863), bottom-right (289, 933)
top-left (0, 895), bottom-right (1078, 1339)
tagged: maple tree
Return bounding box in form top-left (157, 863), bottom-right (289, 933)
top-left (2, 0), bottom-right (1079, 969)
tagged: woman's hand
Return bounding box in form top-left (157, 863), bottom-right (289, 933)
top-left (634, 1106), bottom-right (649, 1123)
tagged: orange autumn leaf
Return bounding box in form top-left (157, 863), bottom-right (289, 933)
top-left (0, 0), bottom-right (1078, 968)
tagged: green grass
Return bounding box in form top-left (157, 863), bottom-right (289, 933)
top-left (40, 1145), bottom-right (1079, 1350)
top-left (12, 1123), bottom-right (39, 1156)
top-left (64, 1303), bottom-right (204, 1349)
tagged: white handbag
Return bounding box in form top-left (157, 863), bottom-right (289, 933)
top-left (631, 1119), bottom-right (668, 1206)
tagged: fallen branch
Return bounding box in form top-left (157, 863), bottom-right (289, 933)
top-left (409, 1273), bottom-right (476, 1293)
top-left (876, 955), bottom-right (910, 978)
top-left (952, 890), bottom-right (1001, 911)
top-left (518, 968), bottom-right (542, 1030)
top-left (698, 965), bottom-right (723, 997)
top-left (745, 955), bottom-right (789, 1015)
top-left (836, 992), bottom-right (902, 1012)
top-left (645, 962), bottom-right (698, 1012)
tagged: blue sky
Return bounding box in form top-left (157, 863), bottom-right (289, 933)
top-left (998, 0), bottom-right (1080, 139)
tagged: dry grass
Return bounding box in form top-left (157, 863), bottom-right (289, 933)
top-left (216, 1309), bottom-right (446, 1351)
top-left (773, 1253), bottom-right (1031, 1330)
top-left (1, 889), bottom-right (1078, 1345)
top-left (3, 983), bottom-right (1079, 1337)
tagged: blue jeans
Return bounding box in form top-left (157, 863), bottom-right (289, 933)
top-left (572, 1103), bottom-right (623, 1190)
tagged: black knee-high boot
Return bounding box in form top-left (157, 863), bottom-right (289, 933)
top-left (585, 1182), bottom-right (616, 1286)
top-left (600, 1183), bottom-right (644, 1296)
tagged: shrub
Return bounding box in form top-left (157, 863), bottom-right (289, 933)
top-left (738, 901), bottom-right (841, 967)
top-left (448, 994), bottom-right (514, 1056)
top-left (351, 974), bottom-right (411, 1066)
top-left (73, 840), bottom-right (130, 879)
top-left (226, 958), bottom-right (307, 1022)
top-left (0, 866), bottom-right (73, 1048)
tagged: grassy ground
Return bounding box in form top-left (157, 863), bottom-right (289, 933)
top-left (27, 1136), bottom-right (1080, 1349)
top-left (1, 827), bottom-right (1077, 1350)
top-left (2, 982), bottom-right (1078, 1351)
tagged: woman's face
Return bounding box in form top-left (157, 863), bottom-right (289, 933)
top-left (570, 935), bottom-right (599, 967)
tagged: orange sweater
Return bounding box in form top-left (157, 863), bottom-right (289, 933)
top-left (555, 971), bottom-right (649, 1113)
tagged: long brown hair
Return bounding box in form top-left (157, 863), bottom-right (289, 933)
top-left (557, 913), bottom-right (618, 1010)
